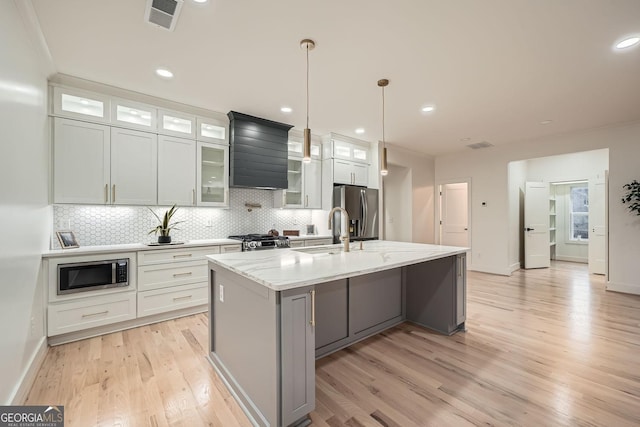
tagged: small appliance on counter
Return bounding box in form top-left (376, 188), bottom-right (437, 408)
top-left (228, 234), bottom-right (291, 251)
top-left (332, 185), bottom-right (379, 243)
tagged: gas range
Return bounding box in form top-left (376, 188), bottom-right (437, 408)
top-left (228, 234), bottom-right (291, 251)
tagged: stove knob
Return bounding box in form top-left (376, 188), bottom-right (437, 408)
top-left (248, 241), bottom-right (258, 249)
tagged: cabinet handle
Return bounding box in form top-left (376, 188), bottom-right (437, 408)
top-left (173, 271), bottom-right (193, 277)
top-left (104, 184), bottom-right (108, 203)
top-left (173, 295), bottom-right (193, 301)
top-left (305, 195), bottom-right (308, 207)
top-left (193, 189), bottom-right (196, 205)
top-left (82, 310), bottom-right (109, 318)
top-left (309, 289), bottom-right (316, 326)
top-left (112, 184), bottom-right (116, 204)
top-left (173, 254), bottom-right (193, 258)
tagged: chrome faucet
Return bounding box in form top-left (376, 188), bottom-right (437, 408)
top-left (328, 207), bottom-right (350, 252)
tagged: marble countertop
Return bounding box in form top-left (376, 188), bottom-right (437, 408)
top-left (207, 240), bottom-right (469, 291)
top-left (43, 238), bottom-right (241, 258)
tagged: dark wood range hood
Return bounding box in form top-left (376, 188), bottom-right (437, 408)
top-left (227, 111), bottom-right (293, 190)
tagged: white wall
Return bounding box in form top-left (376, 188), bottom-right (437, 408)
top-left (386, 145), bottom-right (435, 243)
top-left (436, 121), bottom-right (640, 295)
top-left (0, 1), bottom-right (54, 403)
top-left (384, 164), bottom-right (412, 241)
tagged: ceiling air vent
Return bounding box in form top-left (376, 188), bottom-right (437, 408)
top-left (466, 141), bottom-right (494, 149)
top-left (145, 0), bottom-right (183, 32)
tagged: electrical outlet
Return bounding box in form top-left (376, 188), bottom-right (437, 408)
top-left (219, 284), bottom-right (224, 302)
top-left (206, 218), bottom-right (213, 227)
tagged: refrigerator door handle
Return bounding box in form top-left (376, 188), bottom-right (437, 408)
top-left (361, 189), bottom-right (367, 237)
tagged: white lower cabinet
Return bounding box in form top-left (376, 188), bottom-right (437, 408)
top-left (48, 291), bottom-right (136, 336)
top-left (305, 238), bottom-right (333, 246)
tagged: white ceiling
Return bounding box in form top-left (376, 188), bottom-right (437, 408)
top-left (30, 0), bottom-right (640, 156)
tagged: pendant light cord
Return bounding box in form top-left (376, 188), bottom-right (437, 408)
top-left (306, 43), bottom-right (310, 129)
top-left (382, 85), bottom-right (385, 148)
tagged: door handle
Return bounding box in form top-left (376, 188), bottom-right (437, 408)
top-left (464, 227), bottom-right (468, 231)
top-left (525, 227), bottom-right (535, 231)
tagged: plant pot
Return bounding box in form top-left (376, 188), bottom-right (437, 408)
top-left (158, 235), bottom-right (172, 244)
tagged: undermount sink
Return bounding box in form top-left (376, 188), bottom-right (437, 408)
top-left (293, 246), bottom-right (345, 255)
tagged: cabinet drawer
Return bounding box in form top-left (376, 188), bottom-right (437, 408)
top-left (305, 238), bottom-right (333, 246)
top-left (138, 246), bottom-right (221, 265)
top-left (138, 282), bottom-right (208, 317)
top-left (289, 240), bottom-right (305, 248)
top-left (220, 244), bottom-right (242, 253)
top-left (48, 292), bottom-right (136, 336)
top-left (138, 260), bottom-right (207, 291)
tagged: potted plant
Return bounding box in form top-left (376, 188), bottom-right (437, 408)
top-left (148, 204), bottom-right (183, 244)
top-left (622, 180), bottom-right (640, 216)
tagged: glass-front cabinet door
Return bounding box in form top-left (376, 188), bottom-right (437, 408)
top-left (159, 109), bottom-right (196, 139)
top-left (52, 86), bottom-right (110, 123)
top-left (197, 116), bottom-right (228, 144)
top-left (197, 141), bottom-right (228, 207)
top-left (285, 158), bottom-right (303, 206)
top-left (111, 98), bottom-right (157, 131)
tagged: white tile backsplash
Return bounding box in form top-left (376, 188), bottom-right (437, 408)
top-left (52, 188), bottom-right (318, 248)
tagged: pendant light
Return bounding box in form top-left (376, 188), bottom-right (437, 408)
top-left (300, 39), bottom-right (315, 164)
top-left (378, 78), bottom-right (389, 176)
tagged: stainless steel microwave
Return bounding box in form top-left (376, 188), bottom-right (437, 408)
top-left (57, 258), bottom-right (129, 295)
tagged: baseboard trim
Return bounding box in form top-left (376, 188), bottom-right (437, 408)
top-left (555, 255), bottom-right (588, 263)
top-left (508, 262), bottom-right (521, 274)
top-left (10, 337), bottom-right (48, 404)
top-left (606, 281), bottom-right (640, 296)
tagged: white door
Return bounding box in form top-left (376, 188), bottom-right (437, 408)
top-left (440, 183), bottom-right (469, 247)
top-left (588, 175), bottom-right (607, 275)
top-left (524, 181), bottom-right (551, 269)
top-left (158, 135), bottom-right (196, 206)
top-left (110, 127), bottom-right (158, 205)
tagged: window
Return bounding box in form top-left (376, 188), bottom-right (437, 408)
top-left (569, 184), bottom-right (588, 241)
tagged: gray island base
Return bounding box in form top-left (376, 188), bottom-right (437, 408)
top-left (207, 241), bottom-right (467, 427)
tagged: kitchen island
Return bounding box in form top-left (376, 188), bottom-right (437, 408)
top-left (207, 240), bottom-right (467, 427)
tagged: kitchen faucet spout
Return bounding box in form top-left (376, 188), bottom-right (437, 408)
top-left (328, 207), bottom-right (350, 252)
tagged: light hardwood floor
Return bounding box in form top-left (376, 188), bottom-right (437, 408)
top-left (26, 262), bottom-right (640, 426)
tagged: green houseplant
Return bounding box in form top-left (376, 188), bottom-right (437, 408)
top-left (622, 180), bottom-right (640, 216)
top-left (148, 204), bottom-right (183, 243)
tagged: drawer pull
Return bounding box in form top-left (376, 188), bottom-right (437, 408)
top-left (173, 272), bottom-right (193, 278)
top-left (173, 295), bottom-right (193, 302)
top-left (82, 310), bottom-right (109, 318)
top-left (173, 254), bottom-right (193, 258)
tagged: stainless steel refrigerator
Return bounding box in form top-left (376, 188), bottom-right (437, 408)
top-left (332, 185), bottom-right (379, 243)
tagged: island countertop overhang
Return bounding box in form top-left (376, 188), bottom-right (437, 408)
top-left (206, 240), bottom-right (469, 291)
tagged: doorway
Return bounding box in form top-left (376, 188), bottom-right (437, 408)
top-left (511, 149), bottom-right (609, 276)
top-left (437, 180), bottom-right (470, 247)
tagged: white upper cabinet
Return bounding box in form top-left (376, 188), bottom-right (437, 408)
top-left (53, 118), bottom-right (111, 204)
top-left (159, 109), bottom-right (196, 139)
top-left (332, 160), bottom-right (369, 187)
top-left (330, 139), bottom-right (370, 164)
top-left (52, 86), bottom-right (110, 123)
top-left (158, 136), bottom-right (196, 206)
top-left (287, 141), bottom-right (321, 159)
top-left (110, 127), bottom-right (158, 205)
top-left (196, 116), bottom-right (228, 144)
top-left (111, 98), bottom-right (157, 131)
top-left (304, 159), bottom-right (322, 209)
top-left (197, 141), bottom-right (229, 207)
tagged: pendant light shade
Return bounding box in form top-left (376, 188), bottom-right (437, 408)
top-left (301, 39), bottom-right (315, 164)
top-left (378, 79), bottom-right (389, 176)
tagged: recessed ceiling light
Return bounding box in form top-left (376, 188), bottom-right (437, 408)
top-left (460, 137), bottom-right (471, 142)
top-left (280, 107), bottom-right (292, 113)
top-left (615, 36), bottom-right (640, 49)
top-left (192, 0), bottom-right (208, 3)
top-left (421, 105), bottom-right (435, 113)
top-left (540, 120), bottom-right (553, 125)
top-left (355, 128), bottom-right (365, 134)
top-left (155, 68), bottom-right (174, 79)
